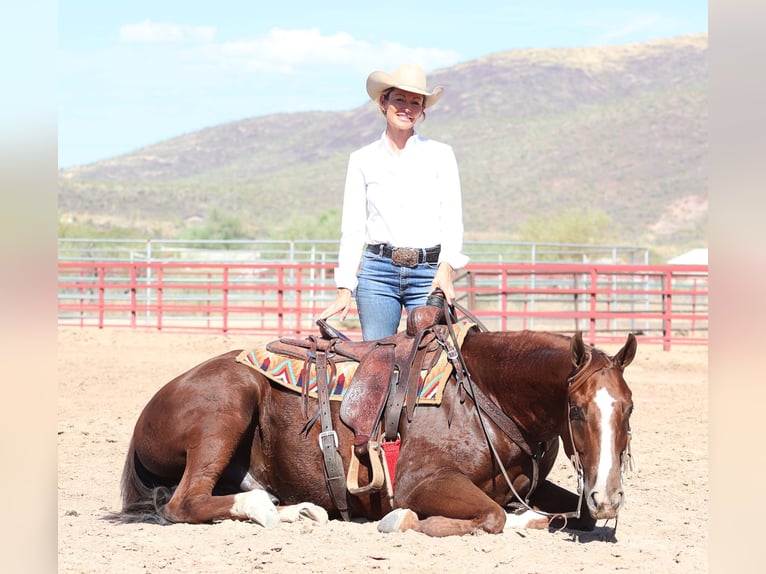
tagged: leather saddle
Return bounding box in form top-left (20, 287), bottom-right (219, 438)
top-left (268, 293), bottom-right (449, 443)
top-left (265, 292), bottom-right (451, 497)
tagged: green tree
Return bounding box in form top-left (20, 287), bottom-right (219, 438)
top-left (270, 209), bottom-right (341, 241)
top-left (180, 207), bottom-right (250, 247)
top-left (518, 208), bottom-right (614, 245)
top-left (58, 216), bottom-right (154, 239)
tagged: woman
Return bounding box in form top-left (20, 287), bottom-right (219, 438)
top-left (319, 64), bottom-right (469, 340)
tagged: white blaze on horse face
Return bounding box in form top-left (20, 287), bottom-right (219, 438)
top-left (593, 386), bottom-right (617, 492)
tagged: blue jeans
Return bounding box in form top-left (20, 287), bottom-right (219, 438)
top-left (354, 250), bottom-right (438, 340)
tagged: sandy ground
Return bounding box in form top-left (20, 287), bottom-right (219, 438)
top-left (57, 327), bottom-right (708, 573)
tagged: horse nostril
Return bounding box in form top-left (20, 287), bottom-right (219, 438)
top-left (603, 490), bottom-right (624, 508)
top-left (589, 489), bottom-right (621, 509)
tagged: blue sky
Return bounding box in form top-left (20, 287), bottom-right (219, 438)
top-left (58, 1), bottom-right (707, 169)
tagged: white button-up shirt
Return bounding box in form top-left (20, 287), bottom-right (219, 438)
top-left (334, 131), bottom-right (470, 290)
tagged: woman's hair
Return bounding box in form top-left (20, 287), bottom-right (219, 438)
top-left (380, 88), bottom-right (427, 121)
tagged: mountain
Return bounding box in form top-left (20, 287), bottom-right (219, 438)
top-left (58, 34), bottom-right (707, 258)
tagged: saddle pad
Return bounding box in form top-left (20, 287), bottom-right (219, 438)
top-left (236, 320), bottom-right (475, 406)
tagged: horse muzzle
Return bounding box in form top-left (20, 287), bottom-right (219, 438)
top-left (586, 488), bottom-right (624, 519)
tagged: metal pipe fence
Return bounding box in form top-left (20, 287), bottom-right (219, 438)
top-left (58, 260), bottom-right (707, 350)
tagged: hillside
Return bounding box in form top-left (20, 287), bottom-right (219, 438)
top-left (58, 34), bottom-right (707, 258)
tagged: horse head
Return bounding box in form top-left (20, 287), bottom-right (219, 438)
top-left (564, 332), bottom-right (636, 521)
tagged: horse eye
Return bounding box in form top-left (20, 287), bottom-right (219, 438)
top-left (569, 405), bottom-right (585, 421)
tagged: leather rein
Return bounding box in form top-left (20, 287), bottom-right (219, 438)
top-left (441, 299), bottom-right (588, 521)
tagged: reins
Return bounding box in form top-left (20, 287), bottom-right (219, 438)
top-left (440, 296), bottom-right (586, 522)
top-left (564, 361), bottom-right (635, 532)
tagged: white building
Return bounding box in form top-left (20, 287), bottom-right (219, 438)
top-left (667, 248), bottom-right (708, 265)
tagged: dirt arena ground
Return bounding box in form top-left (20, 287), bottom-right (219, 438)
top-left (57, 327), bottom-right (708, 573)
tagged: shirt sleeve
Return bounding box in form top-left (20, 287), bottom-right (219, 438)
top-left (333, 152), bottom-right (367, 290)
top-left (437, 145), bottom-right (470, 270)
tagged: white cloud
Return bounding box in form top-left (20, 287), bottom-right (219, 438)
top-left (119, 20), bottom-right (216, 44)
top-left (113, 24), bottom-right (459, 77)
top-left (575, 11), bottom-right (692, 45)
top-left (60, 25), bottom-right (463, 166)
top-left (598, 14), bottom-right (666, 42)
top-left (199, 27), bottom-right (459, 75)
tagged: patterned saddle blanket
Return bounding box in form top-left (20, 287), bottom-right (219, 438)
top-left (236, 320), bottom-right (475, 406)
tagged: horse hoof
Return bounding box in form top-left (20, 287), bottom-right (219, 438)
top-left (278, 503), bottom-right (329, 524)
top-left (233, 490), bottom-right (280, 528)
top-left (504, 509), bottom-right (549, 531)
top-left (377, 508), bottom-right (418, 533)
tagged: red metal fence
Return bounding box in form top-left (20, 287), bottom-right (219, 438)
top-left (58, 261), bottom-right (708, 350)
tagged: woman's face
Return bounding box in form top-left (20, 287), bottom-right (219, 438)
top-left (382, 88), bottom-right (424, 130)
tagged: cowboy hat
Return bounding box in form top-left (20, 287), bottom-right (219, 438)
top-left (366, 64), bottom-right (444, 108)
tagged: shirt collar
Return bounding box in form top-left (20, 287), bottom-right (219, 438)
top-left (378, 130), bottom-right (422, 155)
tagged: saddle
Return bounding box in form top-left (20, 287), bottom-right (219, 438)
top-left (266, 292), bottom-right (452, 515)
top-left (268, 303), bottom-right (447, 440)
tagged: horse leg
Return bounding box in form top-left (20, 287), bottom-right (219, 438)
top-left (378, 469), bottom-right (507, 537)
top-left (276, 503), bottom-right (329, 524)
top-left (221, 466), bottom-right (329, 525)
top-left (160, 439), bottom-right (280, 527)
top-left (159, 443), bottom-right (327, 528)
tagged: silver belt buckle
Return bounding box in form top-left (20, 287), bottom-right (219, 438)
top-left (391, 247), bottom-right (419, 267)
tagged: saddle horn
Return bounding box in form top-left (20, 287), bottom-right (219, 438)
top-left (406, 290), bottom-right (449, 335)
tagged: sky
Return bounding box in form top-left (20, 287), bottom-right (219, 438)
top-left (58, 1), bottom-right (708, 169)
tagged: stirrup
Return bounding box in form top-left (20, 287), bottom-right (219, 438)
top-left (346, 438), bottom-right (386, 495)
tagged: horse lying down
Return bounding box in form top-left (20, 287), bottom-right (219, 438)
top-left (115, 326), bottom-right (636, 538)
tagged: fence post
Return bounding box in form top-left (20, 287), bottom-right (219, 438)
top-left (223, 267), bottom-right (229, 333)
top-left (501, 267), bottom-right (508, 331)
top-left (573, 272), bottom-right (579, 334)
top-left (156, 265), bottom-right (163, 331)
top-left (277, 266), bottom-right (285, 335)
top-left (146, 240), bottom-right (152, 326)
top-left (78, 268), bottom-right (87, 328)
top-left (663, 269), bottom-right (672, 351)
top-left (588, 268), bottom-right (598, 344)
top-left (130, 264), bottom-right (137, 328)
top-left (98, 265), bottom-right (105, 329)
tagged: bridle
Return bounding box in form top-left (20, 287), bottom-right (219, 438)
top-left (440, 297), bottom-right (632, 526)
top-left (564, 362), bottom-right (634, 529)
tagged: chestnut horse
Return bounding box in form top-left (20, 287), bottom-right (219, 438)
top-left (116, 327), bottom-right (636, 537)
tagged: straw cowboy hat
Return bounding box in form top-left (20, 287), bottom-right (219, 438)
top-left (366, 64), bottom-right (444, 108)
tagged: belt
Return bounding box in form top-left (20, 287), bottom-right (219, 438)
top-left (366, 244), bottom-right (441, 267)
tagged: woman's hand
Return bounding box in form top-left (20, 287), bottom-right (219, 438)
top-left (430, 263), bottom-right (456, 303)
top-left (319, 288), bottom-right (353, 321)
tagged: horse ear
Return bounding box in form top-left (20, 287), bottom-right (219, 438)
top-left (570, 331), bottom-right (587, 369)
top-left (613, 333), bottom-right (638, 369)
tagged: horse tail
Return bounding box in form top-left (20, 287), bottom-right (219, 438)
top-left (108, 436), bottom-right (175, 524)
